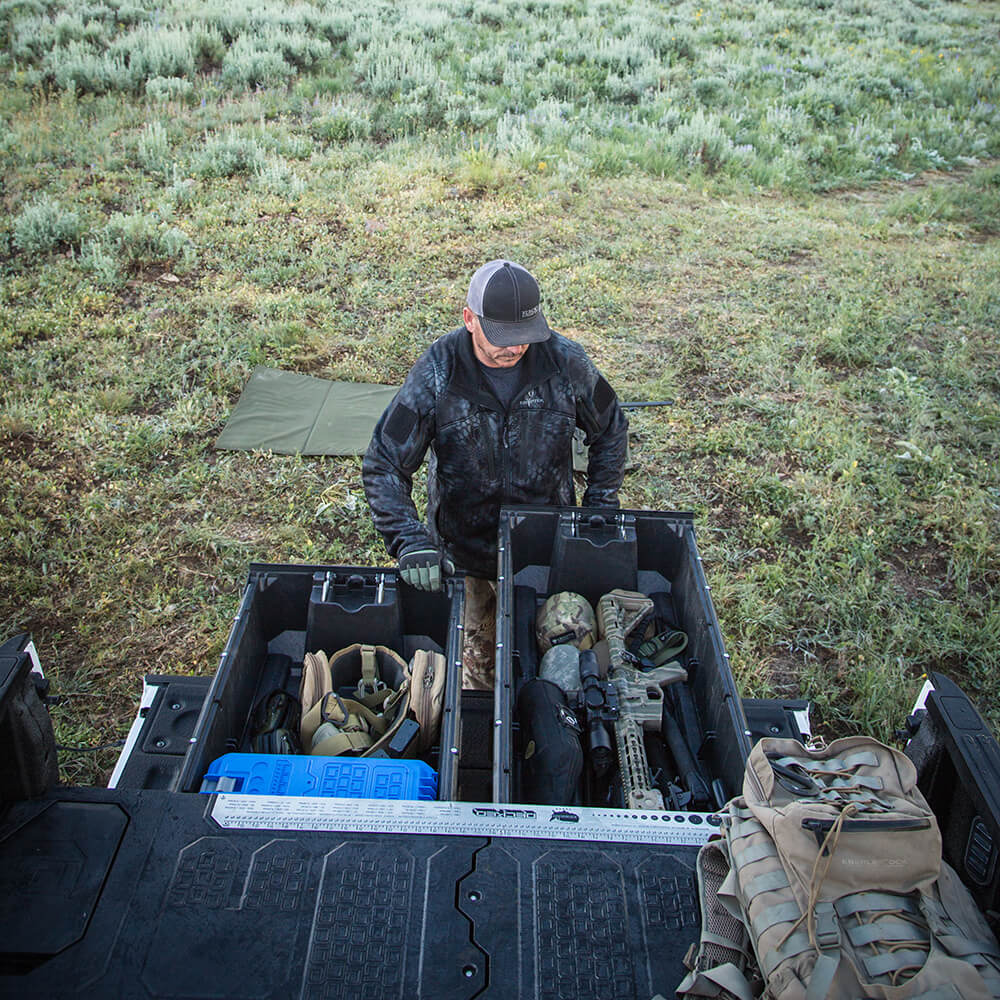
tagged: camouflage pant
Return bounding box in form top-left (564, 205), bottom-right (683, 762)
top-left (462, 576), bottom-right (496, 691)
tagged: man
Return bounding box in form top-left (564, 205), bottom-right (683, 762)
top-left (363, 260), bottom-right (628, 688)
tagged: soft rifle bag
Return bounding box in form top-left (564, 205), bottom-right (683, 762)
top-left (517, 678), bottom-right (583, 806)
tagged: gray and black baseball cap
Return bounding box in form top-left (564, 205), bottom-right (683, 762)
top-left (467, 260), bottom-right (552, 347)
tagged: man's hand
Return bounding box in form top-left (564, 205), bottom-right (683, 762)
top-left (398, 546), bottom-right (455, 591)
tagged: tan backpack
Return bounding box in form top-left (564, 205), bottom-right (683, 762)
top-left (678, 736), bottom-right (1000, 999)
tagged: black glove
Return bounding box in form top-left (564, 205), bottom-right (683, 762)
top-left (398, 546), bottom-right (455, 591)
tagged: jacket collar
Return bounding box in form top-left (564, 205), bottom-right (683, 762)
top-left (449, 326), bottom-right (560, 411)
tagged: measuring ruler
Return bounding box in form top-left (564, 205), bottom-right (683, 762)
top-left (211, 794), bottom-right (722, 846)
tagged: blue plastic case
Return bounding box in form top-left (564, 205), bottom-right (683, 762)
top-left (199, 753), bottom-right (438, 800)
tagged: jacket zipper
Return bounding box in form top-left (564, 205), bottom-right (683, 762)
top-left (480, 414), bottom-right (496, 481)
top-left (502, 423), bottom-right (510, 494)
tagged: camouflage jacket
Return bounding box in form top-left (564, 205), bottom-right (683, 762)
top-left (362, 326), bottom-right (629, 578)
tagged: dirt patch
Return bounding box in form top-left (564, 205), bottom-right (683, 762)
top-left (885, 545), bottom-right (952, 600)
top-left (779, 248), bottom-right (814, 267)
top-left (766, 651), bottom-right (807, 698)
top-left (0, 430), bottom-right (49, 462)
top-left (780, 523), bottom-right (813, 551)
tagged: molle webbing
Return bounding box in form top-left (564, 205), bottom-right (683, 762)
top-left (678, 736), bottom-right (1000, 1000)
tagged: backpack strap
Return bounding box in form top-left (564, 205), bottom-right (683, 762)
top-left (675, 963), bottom-right (755, 1000)
top-left (800, 902), bottom-right (841, 1000)
top-left (306, 693), bottom-right (383, 755)
top-left (354, 643), bottom-right (392, 708)
top-left (677, 837), bottom-right (757, 1000)
top-left (768, 750), bottom-right (880, 774)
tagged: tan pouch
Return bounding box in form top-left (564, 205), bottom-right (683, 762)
top-left (409, 649), bottom-right (446, 753)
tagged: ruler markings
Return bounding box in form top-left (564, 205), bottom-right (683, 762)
top-left (211, 794), bottom-right (722, 846)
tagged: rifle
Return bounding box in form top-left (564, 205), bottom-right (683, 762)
top-left (595, 590), bottom-right (687, 810)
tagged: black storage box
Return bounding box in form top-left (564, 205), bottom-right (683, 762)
top-left (495, 506), bottom-right (751, 806)
top-left (176, 564), bottom-right (464, 799)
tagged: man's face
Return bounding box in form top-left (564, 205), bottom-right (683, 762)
top-left (464, 307), bottom-right (530, 368)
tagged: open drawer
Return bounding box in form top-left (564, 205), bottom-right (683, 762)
top-left (495, 506), bottom-right (752, 808)
top-left (175, 563), bottom-right (464, 799)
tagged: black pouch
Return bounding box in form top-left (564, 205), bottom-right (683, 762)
top-left (249, 690), bottom-right (302, 754)
top-left (517, 679), bottom-right (583, 806)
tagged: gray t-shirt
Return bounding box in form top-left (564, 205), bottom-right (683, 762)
top-left (478, 358), bottom-right (527, 411)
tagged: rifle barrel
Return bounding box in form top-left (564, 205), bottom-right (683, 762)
top-left (620, 401), bottom-right (674, 409)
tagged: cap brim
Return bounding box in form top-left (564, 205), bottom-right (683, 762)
top-left (479, 310), bottom-right (552, 347)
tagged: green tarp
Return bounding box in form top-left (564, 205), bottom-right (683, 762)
top-left (215, 365), bottom-right (602, 471)
top-left (215, 367), bottom-right (398, 456)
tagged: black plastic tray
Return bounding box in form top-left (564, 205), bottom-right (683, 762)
top-left (495, 506), bottom-right (752, 804)
top-left (175, 563), bottom-right (465, 800)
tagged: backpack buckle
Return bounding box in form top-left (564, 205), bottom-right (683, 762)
top-left (355, 644), bottom-right (387, 700)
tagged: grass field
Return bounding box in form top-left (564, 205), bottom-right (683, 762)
top-left (1, 0), bottom-right (998, 784)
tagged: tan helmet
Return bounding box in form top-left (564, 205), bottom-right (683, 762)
top-left (535, 592), bottom-right (597, 655)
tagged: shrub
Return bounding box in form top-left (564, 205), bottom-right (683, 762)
top-left (8, 12), bottom-right (103, 63)
top-left (604, 69), bottom-right (658, 105)
top-left (78, 236), bottom-right (123, 287)
top-left (43, 40), bottom-right (129, 95)
top-left (669, 110), bottom-right (746, 173)
top-left (163, 167), bottom-right (197, 209)
top-left (763, 103), bottom-right (813, 143)
top-left (310, 106), bottom-right (371, 143)
top-left (194, 129), bottom-right (268, 177)
top-left (659, 27), bottom-right (697, 63)
top-left (145, 75), bottom-right (194, 102)
top-left (358, 36), bottom-right (439, 98)
top-left (693, 74), bottom-right (729, 107)
top-left (466, 50), bottom-right (506, 86)
top-left (494, 110), bottom-right (549, 169)
top-left (99, 211), bottom-right (196, 272)
top-left (220, 35), bottom-right (294, 90)
top-left (254, 157), bottom-right (305, 198)
top-left (136, 120), bottom-right (170, 175)
top-left (192, 25), bottom-right (226, 69)
top-left (264, 27), bottom-right (331, 70)
top-left (259, 129), bottom-right (313, 160)
top-left (13, 195), bottom-right (82, 255)
top-left (312, 12), bottom-right (352, 45)
top-left (109, 26), bottom-right (196, 88)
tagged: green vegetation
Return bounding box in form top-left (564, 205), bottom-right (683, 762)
top-left (0, 0), bottom-right (998, 783)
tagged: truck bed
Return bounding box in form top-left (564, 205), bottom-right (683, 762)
top-left (0, 785), bottom-right (702, 999)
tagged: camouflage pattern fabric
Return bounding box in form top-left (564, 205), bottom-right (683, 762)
top-left (462, 576), bottom-right (496, 691)
top-left (539, 643), bottom-right (582, 694)
top-left (535, 591), bottom-right (597, 654)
